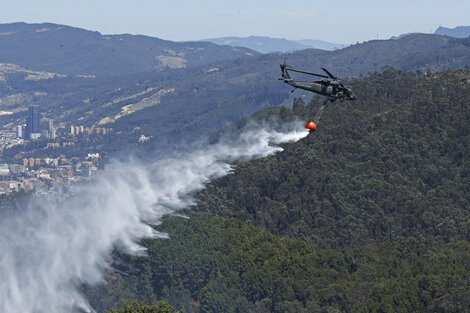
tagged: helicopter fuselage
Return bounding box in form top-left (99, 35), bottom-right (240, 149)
top-left (284, 80), bottom-right (332, 96)
top-left (279, 62), bottom-right (356, 103)
top-left (282, 79), bottom-right (355, 101)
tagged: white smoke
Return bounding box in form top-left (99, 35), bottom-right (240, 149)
top-left (0, 121), bottom-right (308, 313)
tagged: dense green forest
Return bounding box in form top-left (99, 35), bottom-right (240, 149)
top-left (195, 68), bottom-right (470, 248)
top-left (91, 216), bottom-right (470, 313)
top-left (105, 301), bottom-right (181, 313)
top-left (88, 69), bottom-right (470, 312)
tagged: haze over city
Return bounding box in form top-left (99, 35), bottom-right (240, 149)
top-left (1, 0), bottom-right (469, 43)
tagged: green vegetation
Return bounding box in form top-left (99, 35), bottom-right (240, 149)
top-left (195, 68), bottom-right (470, 248)
top-left (92, 216), bottom-right (470, 313)
top-left (105, 301), bottom-right (181, 313)
top-left (3, 24), bottom-right (470, 312)
top-left (88, 69), bottom-right (470, 312)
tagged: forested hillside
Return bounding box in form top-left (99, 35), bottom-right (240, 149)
top-left (194, 68), bottom-right (470, 248)
top-left (88, 69), bottom-right (470, 313)
top-left (90, 216), bottom-right (470, 313)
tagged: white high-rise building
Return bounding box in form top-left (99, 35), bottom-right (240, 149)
top-left (48, 120), bottom-right (55, 139)
top-left (16, 125), bottom-right (23, 138)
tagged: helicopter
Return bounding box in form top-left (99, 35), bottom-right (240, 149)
top-left (279, 59), bottom-right (357, 106)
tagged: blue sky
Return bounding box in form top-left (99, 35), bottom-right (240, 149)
top-left (1, 0), bottom-right (469, 44)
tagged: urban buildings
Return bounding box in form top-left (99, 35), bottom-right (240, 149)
top-left (25, 105), bottom-right (40, 139)
top-left (16, 106), bottom-right (58, 140)
top-left (16, 125), bottom-right (23, 139)
top-left (48, 119), bottom-right (56, 139)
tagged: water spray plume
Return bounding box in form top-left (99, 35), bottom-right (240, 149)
top-left (0, 120), bottom-right (308, 313)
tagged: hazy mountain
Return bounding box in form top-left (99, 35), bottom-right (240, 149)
top-left (294, 38), bottom-right (349, 50)
top-left (389, 32), bottom-right (419, 40)
top-left (200, 36), bottom-right (347, 53)
top-left (2, 32), bottom-right (470, 158)
top-left (92, 33), bottom-right (470, 149)
top-left (0, 22), bottom-right (258, 76)
top-left (285, 33), bottom-right (470, 77)
top-left (435, 25), bottom-right (470, 38)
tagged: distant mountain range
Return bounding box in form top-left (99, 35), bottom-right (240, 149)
top-left (391, 25), bottom-right (470, 41)
top-left (1, 24), bottom-right (470, 157)
top-left (199, 36), bottom-right (349, 53)
top-left (0, 22), bottom-right (258, 76)
top-left (435, 25), bottom-right (470, 38)
top-left (389, 33), bottom-right (419, 40)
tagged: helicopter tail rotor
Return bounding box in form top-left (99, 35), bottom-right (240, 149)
top-left (280, 57), bottom-right (292, 80)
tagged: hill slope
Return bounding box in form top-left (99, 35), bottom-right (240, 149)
top-left (84, 33), bottom-right (470, 148)
top-left (200, 36), bottom-right (347, 53)
top-left (86, 69), bottom-right (470, 313)
top-left (2, 33), bottom-right (470, 159)
top-left (89, 216), bottom-right (470, 313)
top-left (194, 69), bottom-right (470, 248)
top-left (0, 22), bottom-right (257, 76)
top-left (435, 25), bottom-right (470, 38)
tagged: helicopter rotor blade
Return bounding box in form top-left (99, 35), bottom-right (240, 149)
top-left (285, 67), bottom-right (330, 79)
top-left (321, 67), bottom-right (337, 80)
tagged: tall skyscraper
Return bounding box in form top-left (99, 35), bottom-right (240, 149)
top-left (25, 105), bottom-right (40, 139)
top-left (48, 119), bottom-right (55, 139)
top-left (48, 119), bottom-right (53, 133)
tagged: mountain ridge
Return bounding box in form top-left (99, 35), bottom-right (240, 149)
top-left (435, 25), bottom-right (470, 38)
top-left (2, 31), bottom-right (470, 159)
top-left (0, 22), bottom-right (258, 76)
top-left (88, 69), bottom-right (470, 313)
top-left (199, 36), bottom-right (348, 53)
top-left (193, 69), bottom-right (470, 248)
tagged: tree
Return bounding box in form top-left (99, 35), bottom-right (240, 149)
top-left (106, 301), bottom-right (182, 313)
